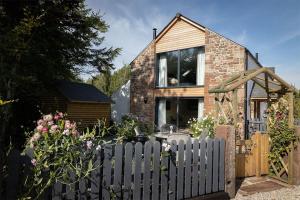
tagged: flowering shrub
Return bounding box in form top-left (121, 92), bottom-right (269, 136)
top-left (268, 97), bottom-right (298, 173)
top-left (188, 115), bottom-right (215, 138)
top-left (22, 112), bottom-right (106, 199)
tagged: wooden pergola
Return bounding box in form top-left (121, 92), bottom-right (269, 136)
top-left (208, 67), bottom-right (295, 129)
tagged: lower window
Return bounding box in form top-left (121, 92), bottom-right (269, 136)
top-left (155, 97), bottom-right (204, 130)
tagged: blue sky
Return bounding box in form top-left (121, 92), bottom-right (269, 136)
top-left (87, 0), bottom-right (300, 87)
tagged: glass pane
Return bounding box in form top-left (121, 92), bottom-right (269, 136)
top-left (179, 48), bottom-right (198, 86)
top-left (178, 99), bottom-right (198, 128)
top-left (166, 99), bottom-right (177, 126)
top-left (166, 51), bottom-right (178, 86)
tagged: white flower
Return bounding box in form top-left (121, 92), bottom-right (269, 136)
top-left (96, 145), bottom-right (101, 151)
top-left (86, 140), bottom-right (93, 149)
top-left (62, 129), bottom-right (70, 135)
top-left (162, 142), bottom-right (171, 151)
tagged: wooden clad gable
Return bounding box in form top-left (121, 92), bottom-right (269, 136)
top-left (155, 18), bottom-right (206, 53)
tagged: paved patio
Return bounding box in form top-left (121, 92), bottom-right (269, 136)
top-left (235, 176), bottom-right (292, 198)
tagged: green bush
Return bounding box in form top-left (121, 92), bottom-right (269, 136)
top-left (188, 115), bottom-right (215, 138)
top-left (116, 114), bottom-right (153, 142)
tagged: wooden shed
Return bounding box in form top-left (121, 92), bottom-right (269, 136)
top-left (40, 80), bottom-right (111, 128)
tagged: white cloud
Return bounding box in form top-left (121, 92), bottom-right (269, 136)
top-left (100, 5), bottom-right (169, 71)
top-left (235, 30), bottom-right (247, 45)
top-left (276, 29), bottom-right (300, 46)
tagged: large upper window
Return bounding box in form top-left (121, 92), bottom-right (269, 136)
top-left (157, 47), bottom-right (205, 87)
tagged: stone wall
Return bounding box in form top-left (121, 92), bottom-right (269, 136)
top-left (130, 41), bottom-right (156, 123)
top-left (204, 29), bottom-right (246, 137)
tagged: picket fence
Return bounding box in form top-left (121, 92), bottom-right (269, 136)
top-left (7, 138), bottom-right (225, 200)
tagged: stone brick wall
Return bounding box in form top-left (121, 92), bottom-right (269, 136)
top-left (130, 41), bottom-right (156, 123)
top-left (204, 29), bottom-right (246, 136)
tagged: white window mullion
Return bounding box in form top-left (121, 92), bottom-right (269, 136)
top-left (198, 99), bottom-right (204, 119)
top-left (197, 48), bottom-right (205, 85)
top-left (158, 99), bottom-right (166, 129)
top-left (159, 55), bottom-right (167, 87)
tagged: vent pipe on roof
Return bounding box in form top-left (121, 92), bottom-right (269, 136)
top-left (255, 53), bottom-right (259, 61)
top-left (153, 28), bottom-right (157, 39)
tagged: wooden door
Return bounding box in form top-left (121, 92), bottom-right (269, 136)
top-left (236, 132), bottom-right (269, 178)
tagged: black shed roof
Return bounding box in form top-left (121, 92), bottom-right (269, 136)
top-left (56, 80), bottom-right (111, 103)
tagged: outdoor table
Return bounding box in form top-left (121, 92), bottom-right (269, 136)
top-left (154, 132), bottom-right (191, 143)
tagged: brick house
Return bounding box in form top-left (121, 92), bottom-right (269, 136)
top-left (130, 13), bottom-right (263, 133)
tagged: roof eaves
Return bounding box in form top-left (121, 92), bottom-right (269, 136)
top-left (206, 27), bottom-right (246, 49)
top-left (129, 40), bottom-right (155, 65)
top-left (155, 13), bottom-right (206, 42)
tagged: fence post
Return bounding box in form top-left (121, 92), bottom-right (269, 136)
top-left (290, 126), bottom-right (300, 185)
top-left (6, 149), bottom-right (21, 200)
top-left (215, 125), bottom-right (235, 198)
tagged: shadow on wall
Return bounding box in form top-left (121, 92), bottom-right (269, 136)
top-left (111, 80), bottom-right (130, 123)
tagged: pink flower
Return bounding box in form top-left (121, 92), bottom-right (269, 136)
top-left (31, 159), bottom-right (37, 166)
top-left (43, 114), bottom-right (53, 122)
top-left (36, 125), bottom-right (43, 133)
top-left (54, 115), bottom-right (60, 120)
top-left (86, 141), bottom-right (93, 149)
top-left (50, 125), bottom-right (58, 133)
top-left (64, 120), bottom-right (71, 129)
top-left (47, 121), bottom-right (54, 126)
top-left (37, 119), bottom-right (44, 126)
top-left (42, 127), bottom-right (48, 133)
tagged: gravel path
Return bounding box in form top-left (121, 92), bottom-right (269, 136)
top-left (234, 185), bottom-right (300, 200)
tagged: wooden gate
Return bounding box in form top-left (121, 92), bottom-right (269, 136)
top-left (236, 132), bottom-right (269, 178)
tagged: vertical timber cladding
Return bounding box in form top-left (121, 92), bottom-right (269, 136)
top-left (204, 29), bottom-right (246, 137)
top-left (155, 18), bottom-right (206, 53)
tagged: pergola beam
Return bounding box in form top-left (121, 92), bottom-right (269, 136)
top-left (209, 67), bottom-right (294, 94)
top-left (254, 76), bottom-right (282, 86)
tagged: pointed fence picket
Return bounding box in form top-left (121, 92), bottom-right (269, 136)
top-left (6, 138), bottom-right (225, 200)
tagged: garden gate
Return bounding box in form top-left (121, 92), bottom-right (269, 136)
top-left (6, 138), bottom-right (226, 200)
top-left (236, 132), bottom-right (269, 178)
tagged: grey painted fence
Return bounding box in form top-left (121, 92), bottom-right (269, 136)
top-left (6, 138), bottom-right (225, 200)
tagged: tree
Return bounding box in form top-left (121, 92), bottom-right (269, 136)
top-left (0, 0), bottom-right (120, 191)
top-left (87, 64), bottom-right (131, 96)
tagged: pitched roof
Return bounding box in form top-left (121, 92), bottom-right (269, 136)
top-left (56, 80), bottom-right (111, 103)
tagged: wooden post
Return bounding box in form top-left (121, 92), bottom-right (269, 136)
top-left (254, 132), bottom-right (262, 177)
top-left (288, 144), bottom-right (294, 184)
top-left (232, 89), bottom-right (238, 128)
top-left (215, 125), bottom-right (236, 198)
top-left (288, 92), bottom-right (294, 129)
top-left (215, 93), bottom-right (220, 120)
top-left (264, 73), bottom-right (270, 133)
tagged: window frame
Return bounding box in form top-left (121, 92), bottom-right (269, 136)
top-left (155, 97), bottom-right (204, 131)
top-left (155, 46), bottom-right (205, 88)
